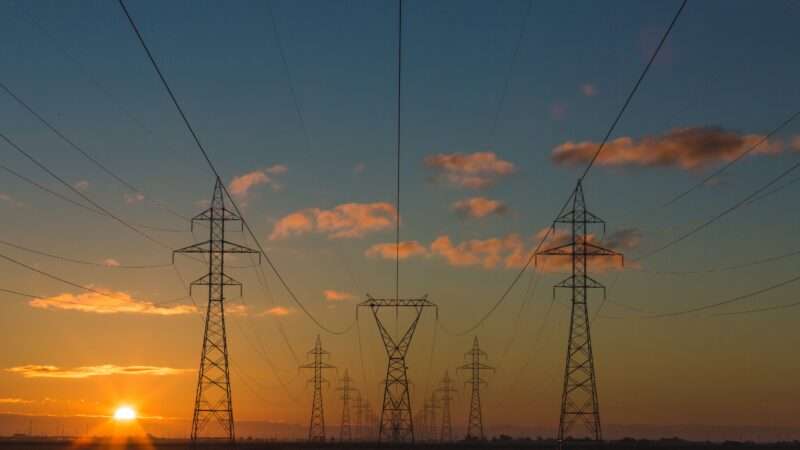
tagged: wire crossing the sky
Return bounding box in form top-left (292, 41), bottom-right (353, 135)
top-left (117, 0), bottom-right (354, 336)
top-left (443, 0), bottom-right (688, 335)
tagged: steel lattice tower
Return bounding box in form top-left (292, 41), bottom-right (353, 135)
top-left (337, 369), bottom-right (356, 442)
top-left (536, 180), bottom-right (622, 445)
top-left (423, 391), bottom-right (439, 441)
top-left (358, 295), bottom-right (436, 442)
top-left (437, 371), bottom-right (456, 442)
top-left (299, 335), bottom-right (335, 442)
top-left (353, 391), bottom-right (366, 441)
top-left (458, 337), bottom-right (494, 440)
top-left (174, 177), bottom-right (259, 442)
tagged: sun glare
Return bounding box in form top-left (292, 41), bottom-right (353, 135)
top-left (113, 405), bottom-right (137, 421)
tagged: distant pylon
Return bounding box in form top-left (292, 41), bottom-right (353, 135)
top-left (174, 177), bottom-right (260, 442)
top-left (437, 371), bottom-right (456, 442)
top-left (337, 369), bottom-right (357, 442)
top-left (358, 295), bottom-right (437, 442)
top-left (458, 337), bottom-right (494, 440)
top-left (299, 335), bottom-right (336, 442)
top-left (536, 180), bottom-right (623, 446)
top-left (424, 391), bottom-right (439, 441)
top-left (353, 391), bottom-right (366, 441)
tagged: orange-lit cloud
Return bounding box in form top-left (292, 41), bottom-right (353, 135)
top-left (0, 193), bottom-right (23, 207)
top-left (425, 228), bottom-right (640, 273)
top-left (6, 364), bottom-right (192, 379)
top-left (0, 398), bottom-right (33, 404)
top-left (424, 152), bottom-right (515, 189)
top-left (580, 83), bottom-right (597, 97)
top-left (270, 202), bottom-right (397, 240)
top-left (73, 180), bottom-right (89, 191)
top-left (229, 164), bottom-right (287, 199)
top-left (452, 196), bottom-right (508, 219)
top-left (323, 290), bottom-right (354, 302)
top-left (123, 192), bottom-right (145, 204)
top-left (29, 290), bottom-right (197, 316)
top-left (365, 241), bottom-right (428, 260)
top-left (260, 306), bottom-right (293, 316)
top-left (552, 127), bottom-right (782, 170)
top-left (103, 258), bottom-right (120, 267)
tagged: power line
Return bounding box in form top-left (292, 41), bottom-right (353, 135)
top-left (712, 299), bottom-right (800, 317)
top-left (0, 239), bottom-right (171, 269)
top-left (0, 79), bottom-right (189, 222)
top-left (662, 109), bottom-right (800, 208)
top-left (0, 130), bottom-right (172, 250)
top-left (579, 0), bottom-right (687, 182)
top-left (395, 0), bottom-right (403, 305)
top-left (645, 272), bottom-right (800, 319)
top-left (635, 156), bottom-right (800, 262)
top-left (445, 0), bottom-right (687, 335)
top-left (117, 0), bottom-right (354, 335)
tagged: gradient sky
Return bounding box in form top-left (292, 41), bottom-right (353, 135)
top-left (0, 0), bottom-right (799, 441)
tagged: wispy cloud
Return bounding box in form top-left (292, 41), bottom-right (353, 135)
top-left (0, 398), bottom-right (33, 404)
top-left (580, 83), bottom-right (597, 97)
top-left (29, 290), bottom-right (197, 316)
top-left (452, 196), bottom-right (508, 219)
top-left (229, 164), bottom-right (287, 199)
top-left (0, 193), bottom-right (23, 208)
top-left (260, 306), bottom-right (293, 316)
top-left (123, 192), bottom-right (145, 204)
top-left (353, 162), bottom-right (366, 174)
top-left (365, 241), bottom-right (428, 260)
top-left (6, 364), bottom-right (192, 379)
top-left (323, 290), bottom-right (354, 302)
top-left (73, 180), bottom-right (89, 192)
top-left (424, 152), bottom-right (515, 189)
top-left (552, 127), bottom-right (782, 170)
top-left (270, 202), bottom-right (397, 240)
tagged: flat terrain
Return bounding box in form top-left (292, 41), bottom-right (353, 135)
top-left (0, 438), bottom-right (798, 450)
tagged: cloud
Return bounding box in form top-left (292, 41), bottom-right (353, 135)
top-left (452, 196), bottom-right (508, 219)
top-left (353, 163), bottom-right (366, 174)
top-left (73, 180), bottom-right (89, 191)
top-left (365, 241), bottom-right (428, 260)
top-left (323, 290), bottom-right (354, 302)
top-left (580, 84), bottom-right (597, 97)
top-left (123, 192), bottom-right (145, 204)
top-left (427, 228), bottom-right (641, 273)
top-left (0, 193), bottom-right (23, 207)
top-left (6, 364), bottom-right (192, 379)
top-left (550, 101), bottom-right (568, 120)
top-left (229, 165), bottom-right (287, 199)
top-left (552, 127), bottom-right (783, 170)
top-left (270, 202), bottom-right (397, 240)
top-left (102, 259), bottom-right (120, 268)
top-left (424, 152), bottom-right (515, 189)
top-left (261, 306), bottom-right (293, 316)
top-left (0, 398), bottom-right (33, 404)
top-left (430, 235), bottom-right (522, 269)
top-left (29, 290), bottom-right (197, 316)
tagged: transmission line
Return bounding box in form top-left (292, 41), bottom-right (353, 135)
top-left (445, 0), bottom-right (687, 335)
top-left (712, 299), bottom-right (800, 317)
top-left (0, 239), bottom-right (171, 269)
top-left (117, 0), bottom-right (354, 335)
top-left (0, 80), bottom-right (188, 222)
top-left (0, 131), bottom-right (173, 250)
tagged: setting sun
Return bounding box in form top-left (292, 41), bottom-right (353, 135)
top-left (113, 405), bottom-right (137, 422)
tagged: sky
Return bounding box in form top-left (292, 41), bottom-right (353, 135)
top-left (0, 0), bottom-right (799, 442)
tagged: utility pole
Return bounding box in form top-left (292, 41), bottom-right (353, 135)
top-left (337, 369), bottom-right (357, 442)
top-left (458, 336), bottom-right (494, 440)
top-left (299, 335), bottom-right (336, 442)
top-left (536, 180), bottom-right (622, 447)
top-left (358, 295), bottom-right (436, 442)
top-left (175, 177), bottom-right (260, 442)
top-left (437, 371), bottom-right (456, 442)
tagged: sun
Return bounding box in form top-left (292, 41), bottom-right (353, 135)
top-left (113, 405), bottom-right (137, 422)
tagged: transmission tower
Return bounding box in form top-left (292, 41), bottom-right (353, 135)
top-left (299, 335), bottom-right (336, 442)
top-left (358, 295), bottom-right (436, 442)
top-left (353, 391), bottom-right (366, 441)
top-left (174, 177), bottom-right (260, 442)
top-left (536, 180), bottom-right (622, 445)
top-left (337, 369), bottom-right (357, 442)
top-left (437, 371), bottom-right (456, 442)
top-left (424, 391), bottom-right (439, 441)
top-left (458, 336), bottom-right (494, 440)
